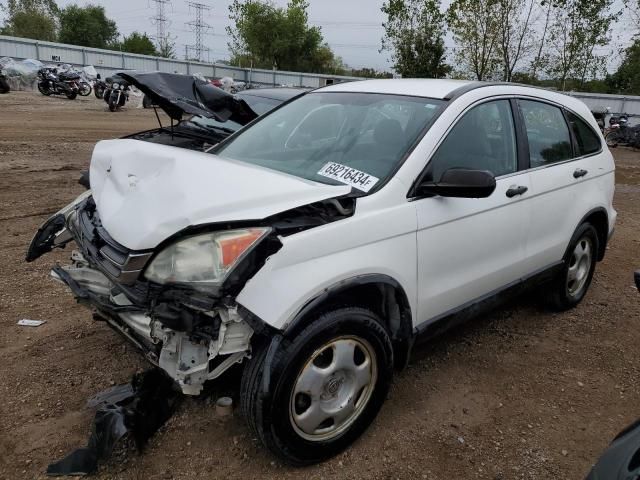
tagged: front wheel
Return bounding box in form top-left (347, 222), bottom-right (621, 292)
top-left (546, 223), bottom-right (599, 311)
top-left (108, 96), bottom-right (118, 112)
top-left (241, 307), bottom-right (393, 465)
top-left (65, 91), bottom-right (77, 100)
top-left (37, 82), bottom-right (50, 96)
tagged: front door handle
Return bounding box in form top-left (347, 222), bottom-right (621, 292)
top-left (574, 169), bottom-right (588, 179)
top-left (506, 185), bottom-right (528, 198)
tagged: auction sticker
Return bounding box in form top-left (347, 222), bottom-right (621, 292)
top-left (317, 162), bottom-right (380, 192)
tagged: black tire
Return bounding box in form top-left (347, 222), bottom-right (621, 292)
top-left (65, 91), bottom-right (77, 100)
top-left (79, 83), bottom-right (92, 96)
top-left (142, 95), bottom-right (153, 108)
top-left (0, 77), bottom-right (9, 94)
top-left (546, 223), bottom-right (599, 311)
top-left (108, 97), bottom-right (117, 112)
top-left (241, 307), bottom-right (393, 465)
top-left (94, 86), bottom-right (104, 99)
top-left (37, 82), bottom-right (50, 96)
top-left (605, 130), bottom-right (623, 148)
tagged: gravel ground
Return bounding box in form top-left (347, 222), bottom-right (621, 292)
top-left (1, 91), bottom-right (639, 480)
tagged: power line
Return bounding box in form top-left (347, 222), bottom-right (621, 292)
top-left (185, 1), bottom-right (212, 62)
top-left (150, 0), bottom-right (175, 54)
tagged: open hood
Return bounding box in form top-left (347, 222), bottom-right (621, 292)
top-left (89, 139), bottom-right (351, 250)
top-left (117, 71), bottom-right (259, 124)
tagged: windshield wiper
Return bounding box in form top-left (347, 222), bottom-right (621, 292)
top-left (188, 121), bottom-right (237, 135)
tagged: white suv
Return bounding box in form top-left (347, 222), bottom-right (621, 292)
top-left (28, 79), bottom-right (616, 465)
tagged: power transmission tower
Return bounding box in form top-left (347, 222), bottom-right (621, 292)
top-left (150, 0), bottom-right (174, 57)
top-left (185, 1), bottom-right (211, 62)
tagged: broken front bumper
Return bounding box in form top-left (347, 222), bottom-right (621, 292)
top-left (27, 194), bottom-right (255, 395)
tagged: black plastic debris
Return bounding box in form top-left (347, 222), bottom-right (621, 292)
top-left (46, 369), bottom-right (180, 477)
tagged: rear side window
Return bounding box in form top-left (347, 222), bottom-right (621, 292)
top-left (519, 100), bottom-right (572, 168)
top-left (566, 111), bottom-right (601, 156)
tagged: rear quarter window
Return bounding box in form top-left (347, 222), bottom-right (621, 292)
top-left (566, 111), bottom-right (601, 156)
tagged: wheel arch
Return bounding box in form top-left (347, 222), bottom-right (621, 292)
top-left (283, 274), bottom-right (414, 369)
top-left (576, 207), bottom-right (609, 261)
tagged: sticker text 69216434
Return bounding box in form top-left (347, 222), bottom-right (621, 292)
top-left (317, 162), bottom-right (380, 193)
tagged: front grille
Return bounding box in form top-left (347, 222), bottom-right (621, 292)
top-left (73, 200), bottom-right (153, 285)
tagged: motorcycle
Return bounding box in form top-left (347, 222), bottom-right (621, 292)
top-left (605, 114), bottom-right (640, 148)
top-left (0, 67), bottom-right (9, 94)
top-left (93, 74), bottom-right (107, 99)
top-left (37, 67), bottom-right (78, 99)
top-left (104, 76), bottom-right (130, 111)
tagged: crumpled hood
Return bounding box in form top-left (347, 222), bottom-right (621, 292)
top-left (117, 71), bottom-right (258, 124)
top-left (89, 139), bottom-right (351, 250)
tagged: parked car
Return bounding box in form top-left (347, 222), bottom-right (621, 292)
top-left (27, 79), bottom-right (616, 466)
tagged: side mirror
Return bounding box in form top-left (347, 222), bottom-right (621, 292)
top-left (416, 168), bottom-right (496, 199)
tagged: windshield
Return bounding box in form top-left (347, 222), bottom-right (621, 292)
top-left (215, 92), bottom-right (444, 193)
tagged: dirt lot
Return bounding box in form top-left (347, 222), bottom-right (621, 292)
top-left (1, 91), bottom-right (639, 480)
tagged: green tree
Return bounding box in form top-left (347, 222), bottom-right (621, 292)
top-left (157, 38), bottom-right (176, 59)
top-left (607, 39), bottom-right (640, 94)
top-left (545, 0), bottom-right (618, 90)
top-left (227, 0), bottom-right (338, 73)
top-left (447, 0), bottom-right (501, 80)
top-left (115, 32), bottom-right (158, 55)
top-left (496, 0), bottom-right (537, 81)
top-left (0, 0), bottom-right (58, 41)
top-left (349, 67), bottom-right (394, 79)
top-left (58, 4), bottom-right (118, 49)
top-left (381, 0), bottom-right (450, 78)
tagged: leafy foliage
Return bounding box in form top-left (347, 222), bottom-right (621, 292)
top-left (227, 0), bottom-right (340, 73)
top-left (114, 32), bottom-right (158, 56)
top-left (0, 0), bottom-right (58, 41)
top-left (58, 4), bottom-right (118, 49)
top-left (496, 0), bottom-right (537, 81)
top-left (447, 0), bottom-right (501, 80)
top-left (606, 39), bottom-right (640, 94)
top-left (545, 0), bottom-right (618, 90)
top-left (381, 0), bottom-right (449, 78)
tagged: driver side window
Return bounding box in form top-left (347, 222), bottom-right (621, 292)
top-left (429, 100), bottom-right (518, 182)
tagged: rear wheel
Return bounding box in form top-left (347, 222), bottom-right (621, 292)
top-left (79, 82), bottom-right (92, 96)
top-left (0, 77), bottom-right (9, 94)
top-left (241, 307), bottom-right (393, 465)
top-left (605, 130), bottom-right (623, 147)
top-left (546, 223), bottom-right (599, 311)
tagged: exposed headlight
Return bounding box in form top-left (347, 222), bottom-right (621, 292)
top-left (144, 228), bottom-right (271, 287)
top-left (112, 82), bottom-right (119, 89)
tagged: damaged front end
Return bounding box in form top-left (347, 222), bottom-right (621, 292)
top-left (26, 191), bottom-right (354, 396)
top-left (27, 194), bottom-right (270, 395)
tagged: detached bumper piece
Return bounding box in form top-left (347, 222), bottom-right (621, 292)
top-left (46, 369), bottom-right (180, 477)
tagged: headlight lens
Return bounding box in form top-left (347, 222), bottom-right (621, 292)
top-left (144, 228), bottom-right (271, 287)
top-left (112, 82), bottom-right (119, 89)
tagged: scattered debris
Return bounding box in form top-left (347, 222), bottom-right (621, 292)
top-left (215, 397), bottom-right (233, 417)
top-left (17, 319), bottom-right (46, 327)
top-left (46, 369), bottom-right (181, 477)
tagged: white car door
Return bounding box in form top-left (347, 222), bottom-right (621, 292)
top-left (413, 98), bottom-right (533, 326)
top-left (518, 99), bottom-right (604, 269)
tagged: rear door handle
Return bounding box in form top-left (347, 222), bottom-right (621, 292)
top-left (574, 169), bottom-right (588, 179)
top-left (506, 186), bottom-right (528, 198)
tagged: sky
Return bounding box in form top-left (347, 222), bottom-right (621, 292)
top-left (54, 0), bottom-right (399, 70)
top-left (3, 0), bottom-right (637, 72)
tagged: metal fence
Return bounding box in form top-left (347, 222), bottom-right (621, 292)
top-left (0, 34), bottom-right (364, 88)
